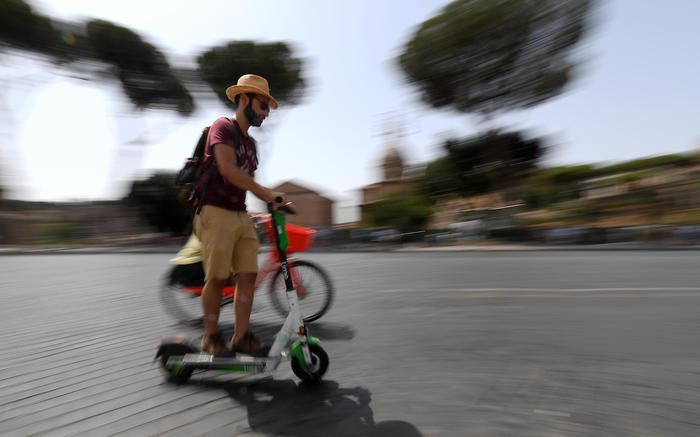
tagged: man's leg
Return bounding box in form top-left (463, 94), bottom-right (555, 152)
top-left (194, 205), bottom-right (238, 354)
top-left (233, 272), bottom-right (257, 342)
top-left (202, 277), bottom-right (228, 336)
top-left (230, 212), bottom-right (262, 352)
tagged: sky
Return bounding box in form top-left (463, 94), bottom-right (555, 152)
top-left (2, 0), bottom-right (699, 223)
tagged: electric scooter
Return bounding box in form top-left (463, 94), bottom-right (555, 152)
top-left (155, 201), bottom-right (329, 384)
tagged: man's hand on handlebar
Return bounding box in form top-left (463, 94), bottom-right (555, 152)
top-left (266, 191), bottom-right (296, 215)
top-left (270, 191), bottom-right (286, 206)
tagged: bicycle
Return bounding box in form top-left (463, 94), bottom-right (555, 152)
top-left (160, 213), bottom-right (334, 324)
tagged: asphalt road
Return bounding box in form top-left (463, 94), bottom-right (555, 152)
top-left (1, 251), bottom-right (699, 436)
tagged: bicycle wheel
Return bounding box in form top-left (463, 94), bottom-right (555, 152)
top-left (160, 263), bottom-right (234, 325)
top-left (269, 259), bottom-right (334, 322)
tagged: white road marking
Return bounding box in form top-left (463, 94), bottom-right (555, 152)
top-left (533, 409), bottom-right (571, 417)
top-left (381, 287), bottom-right (700, 293)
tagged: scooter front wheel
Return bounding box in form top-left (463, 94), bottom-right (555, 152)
top-left (291, 344), bottom-right (329, 383)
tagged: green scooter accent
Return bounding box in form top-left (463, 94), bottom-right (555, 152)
top-left (272, 211), bottom-right (288, 251)
top-left (290, 337), bottom-right (321, 373)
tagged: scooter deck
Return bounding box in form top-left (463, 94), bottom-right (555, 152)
top-left (157, 337), bottom-right (285, 374)
top-left (173, 353), bottom-right (283, 373)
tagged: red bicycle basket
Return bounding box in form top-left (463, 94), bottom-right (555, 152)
top-left (285, 223), bottom-right (316, 252)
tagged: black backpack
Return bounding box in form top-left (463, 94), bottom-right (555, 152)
top-left (174, 119), bottom-right (240, 213)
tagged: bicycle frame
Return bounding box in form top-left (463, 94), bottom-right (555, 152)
top-left (221, 251), bottom-right (283, 298)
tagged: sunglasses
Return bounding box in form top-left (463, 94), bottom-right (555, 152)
top-left (252, 95), bottom-right (269, 111)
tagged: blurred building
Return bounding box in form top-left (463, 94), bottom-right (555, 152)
top-left (0, 202), bottom-right (150, 245)
top-left (359, 147), bottom-right (412, 225)
top-left (271, 181), bottom-right (333, 228)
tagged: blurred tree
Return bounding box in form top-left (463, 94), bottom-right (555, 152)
top-left (398, 0), bottom-right (594, 115)
top-left (0, 0), bottom-right (57, 53)
top-left (461, 130), bottom-right (543, 193)
top-left (420, 157), bottom-right (461, 199)
top-left (124, 172), bottom-right (191, 235)
top-left (86, 20), bottom-right (194, 114)
top-left (198, 41), bottom-right (305, 110)
top-left (364, 190), bottom-right (434, 232)
top-left (0, 6), bottom-right (308, 116)
top-left (533, 165), bottom-right (595, 185)
top-left (420, 130), bottom-right (545, 198)
top-left (523, 165), bottom-right (599, 208)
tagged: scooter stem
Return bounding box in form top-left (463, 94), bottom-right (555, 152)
top-left (267, 202), bottom-right (295, 292)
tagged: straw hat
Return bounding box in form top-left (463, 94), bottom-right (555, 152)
top-left (225, 74), bottom-right (279, 109)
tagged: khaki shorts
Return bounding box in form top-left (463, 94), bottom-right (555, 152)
top-left (193, 205), bottom-right (259, 281)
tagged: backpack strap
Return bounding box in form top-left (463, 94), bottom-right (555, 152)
top-left (195, 118), bottom-right (241, 215)
top-left (192, 126), bottom-right (210, 160)
top-left (229, 117), bottom-right (241, 153)
top-left (195, 165), bottom-right (216, 215)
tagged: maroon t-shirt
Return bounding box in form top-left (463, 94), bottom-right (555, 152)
top-left (198, 117), bottom-right (258, 211)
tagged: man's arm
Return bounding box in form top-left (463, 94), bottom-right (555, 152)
top-left (213, 143), bottom-right (285, 204)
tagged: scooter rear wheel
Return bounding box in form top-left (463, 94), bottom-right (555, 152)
top-left (291, 344), bottom-right (329, 383)
top-left (157, 344), bottom-right (194, 384)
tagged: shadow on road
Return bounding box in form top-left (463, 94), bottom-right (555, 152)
top-left (201, 378), bottom-right (422, 437)
top-left (295, 321), bottom-right (357, 341)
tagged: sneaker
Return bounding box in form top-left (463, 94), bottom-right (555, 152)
top-left (231, 331), bottom-right (269, 357)
top-left (201, 331), bottom-right (228, 355)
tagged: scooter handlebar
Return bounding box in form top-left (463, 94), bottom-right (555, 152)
top-left (267, 200), bottom-right (297, 215)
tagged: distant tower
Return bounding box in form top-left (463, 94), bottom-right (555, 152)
top-left (377, 112), bottom-right (410, 182)
top-left (383, 147), bottom-right (404, 180)
top-left (361, 118), bottom-right (411, 225)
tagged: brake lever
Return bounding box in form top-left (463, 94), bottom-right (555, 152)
top-left (280, 202), bottom-right (297, 215)
top-left (269, 198), bottom-right (297, 215)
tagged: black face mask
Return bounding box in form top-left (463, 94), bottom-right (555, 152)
top-left (244, 99), bottom-right (264, 127)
